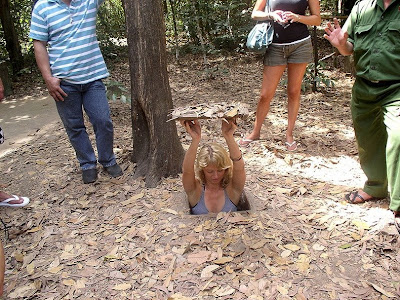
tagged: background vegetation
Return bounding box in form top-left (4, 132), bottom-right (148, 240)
top-left (0, 0), bottom-right (351, 88)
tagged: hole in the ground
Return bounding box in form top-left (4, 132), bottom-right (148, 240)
top-left (236, 190), bottom-right (252, 212)
top-left (169, 189), bottom-right (255, 216)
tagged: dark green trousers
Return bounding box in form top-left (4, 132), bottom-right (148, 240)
top-left (351, 78), bottom-right (400, 211)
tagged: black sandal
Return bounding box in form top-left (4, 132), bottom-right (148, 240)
top-left (345, 191), bottom-right (366, 204)
top-left (344, 190), bottom-right (380, 204)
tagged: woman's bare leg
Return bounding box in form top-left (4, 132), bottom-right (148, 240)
top-left (286, 63), bottom-right (307, 150)
top-left (243, 65), bottom-right (286, 142)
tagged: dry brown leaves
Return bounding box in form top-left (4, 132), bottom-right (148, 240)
top-left (0, 54), bottom-right (399, 299)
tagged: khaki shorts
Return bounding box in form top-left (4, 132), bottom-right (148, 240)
top-left (263, 37), bottom-right (313, 66)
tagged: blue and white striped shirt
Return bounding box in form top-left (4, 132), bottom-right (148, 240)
top-left (29, 0), bottom-right (109, 84)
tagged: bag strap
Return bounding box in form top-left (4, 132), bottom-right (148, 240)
top-left (265, 0), bottom-right (270, 14)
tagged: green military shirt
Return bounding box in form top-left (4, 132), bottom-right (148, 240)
top-left (343, 0), bottom-right (400, 82)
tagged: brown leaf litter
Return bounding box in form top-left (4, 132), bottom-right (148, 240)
top-left (0, 54), bottom-right (399, 299)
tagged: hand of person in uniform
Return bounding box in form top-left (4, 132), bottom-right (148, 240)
top-left (324, 18), bottom-right (349, 48)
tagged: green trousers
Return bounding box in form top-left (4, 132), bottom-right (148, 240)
top-left (351, 78), bottom-right (400, 211)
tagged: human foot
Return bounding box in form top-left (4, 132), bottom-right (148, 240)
top-left (239, 134), bottom-right (260, 147)
top-left (344, 190), bottom-right (381, 204)
top-left (0, 191), bottom-right (30, 207)
top-left (239, 138), bottom-right (256, 147)
top-left (285, 141), bottom-right (297, 151)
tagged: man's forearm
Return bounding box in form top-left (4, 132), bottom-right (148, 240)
top-left (33, 40), bottom-right (53, 81)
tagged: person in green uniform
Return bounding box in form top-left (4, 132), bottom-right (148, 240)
top-left (324, 0), bottom-right (400, 231)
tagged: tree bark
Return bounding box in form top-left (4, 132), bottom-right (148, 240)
top-left (0, 0), bottom-right (24, 75)
top-left (124, 0), bottom-right (185, 187)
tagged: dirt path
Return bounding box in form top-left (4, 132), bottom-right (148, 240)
top-left (0, 55), bottom-right (399, 299)
top-left (0, 90), bottom-right (59, 158)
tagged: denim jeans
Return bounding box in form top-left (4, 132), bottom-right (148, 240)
top-left (56, 79), bottom-right (116, 170)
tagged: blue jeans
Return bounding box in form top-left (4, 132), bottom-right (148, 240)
top-left (56, 79), bottom-right (116, 170)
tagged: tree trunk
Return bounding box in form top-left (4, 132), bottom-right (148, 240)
top-left (0, 0), bottom-right (24, 75)
top-left (124, 0), bottom-right (185, 187)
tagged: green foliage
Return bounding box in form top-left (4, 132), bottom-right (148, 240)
top-left (0, 0), bottom-right (126, 66)
top-left (302, 62), bottom-right (335, 92)
top-left (105, 79), bottom-right (131, 104)
top-left (199, 64), bottom-right (229, 80)
top-left (0, 0), bottom-right (33, 60)
top-left (97, 0), bottom-right (126, 56)
top-left (164, 0), bottom-right (253, 53)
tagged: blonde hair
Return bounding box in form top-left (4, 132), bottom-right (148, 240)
top-left (195, 143), bottom-right (233, 188)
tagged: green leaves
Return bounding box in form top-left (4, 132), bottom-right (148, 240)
top-left (105, 79), bottom-right (131, 104)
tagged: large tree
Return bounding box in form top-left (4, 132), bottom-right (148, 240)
top-left (0, 0), bottom-right (24, 75)
top-left (124, 0), bottom-right (185, 187)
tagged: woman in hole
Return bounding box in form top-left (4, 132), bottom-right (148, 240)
top-left (181, 119), bottom-right (246, 214)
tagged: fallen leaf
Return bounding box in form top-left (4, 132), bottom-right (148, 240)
top-left (63, 279), bottom-right (76, 286)
top-left (26, 226), bottom-right (42, 233)
top-left (26, 262), bottom-right (35, 275)
top-left (187, 251), bottom-right (213, 265)
top-left (312, 243), bottom-right (325, 251)
top-left (163, 208), bottom-right (178, 215)
top-left (339, 243), bottom-right (353, 249)
top-left (14, 252), bottom-right (24, 262)
top-left (352, 219), bottom-right (370, 230)
top-left (277, 285), bottom-right (288, 295)
top-left (284, 244), bottom-right (300, 251)
top-left (76, 279), bottom-right (86, 289)
top-left (369, 282), bottom-right (396, 298)
top-left (168, 293), bottom-right (192, 300)
top-left (48, 265), bottom-right (64, 274)
top-left (226, 265), bottom-right (234, 274)
top-left (281, 250), bottom-right (292, 258)
top-left (121, 192), bottom-right (144, 206)
top-left (112, 283), bottom-right (132, 291)
top-left (296, 254), bottom-right (310, 274)
top-left (8, 283), bottom-right (37, 298)
top-left (201, 265), bottom-right (219, 278)
top-left (213, 286), bottom-right (235, 296)
top-left (213, 256), bottom-right (233, 264)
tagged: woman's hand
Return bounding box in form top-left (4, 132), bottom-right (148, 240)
top-left (221, 118), bottom-right (237, 139)
top-left (181, 119), bottom-right (201, 141)
top-left (282, 11), bottom-right (301, 23)
top-left (269, 10), bottom-right (285, 23)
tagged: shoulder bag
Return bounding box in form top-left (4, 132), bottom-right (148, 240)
top-left (246, 0), bottom-right (274, 53)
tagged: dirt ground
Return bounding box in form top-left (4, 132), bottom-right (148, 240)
top-left (0, 53), bottom-right (399, 299)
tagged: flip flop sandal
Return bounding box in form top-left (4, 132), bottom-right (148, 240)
top-left (344, 190), bottom-right (379, 204)
top-left (0, 195), bottom-right (30, 207)
top-left (238, 138), bottom-right (255, 147)
top-left (285, 141), bottom-right (297, 151)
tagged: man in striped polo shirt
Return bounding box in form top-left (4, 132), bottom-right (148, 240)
top-left (29, 0), bottom-right (123, 184)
